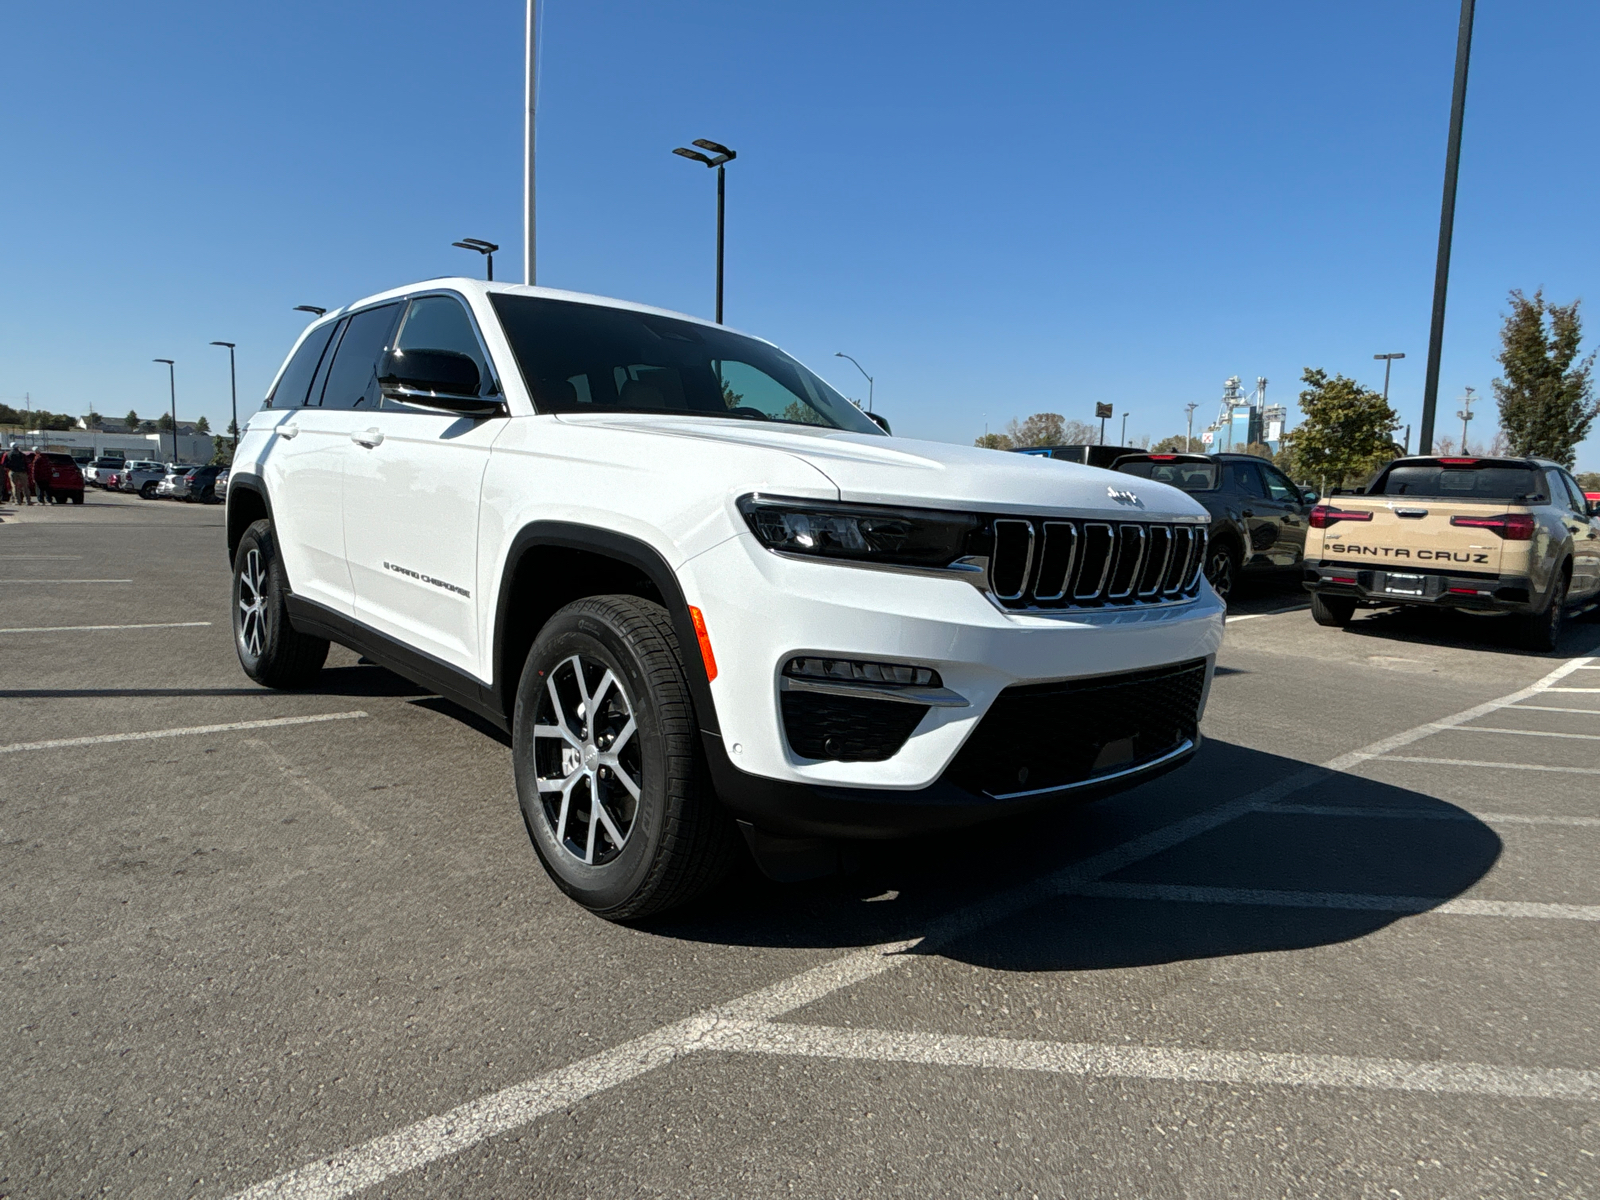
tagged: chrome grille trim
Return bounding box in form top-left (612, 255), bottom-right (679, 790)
top-left (986, 516), bottom-right (1208, 611)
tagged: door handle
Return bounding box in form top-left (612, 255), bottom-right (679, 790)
top-left (350, 428), bottom-right (384, 448)
top-left (279, 422), bottom-right (299, 440)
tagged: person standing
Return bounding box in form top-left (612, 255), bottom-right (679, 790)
top-left (5, 444), bottom-right (32, 505)
top-left (28, 449), bottom-right (52, 505)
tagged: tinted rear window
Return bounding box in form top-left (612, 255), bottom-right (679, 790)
top-left (45, 453), bottom-right (76, 465)
top-left (268, 321), bottom-right (338, 409)
top-left (1373, 464), bottom-right (1545, 501)
top-left (1115, 460), bottom-right (1219, 491)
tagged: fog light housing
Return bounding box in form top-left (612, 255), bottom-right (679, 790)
top-left (784, 657), bottom-right (941, 687)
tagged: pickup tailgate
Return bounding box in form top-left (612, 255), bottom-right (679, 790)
top-left (1313, 496), bottom-right (1509, 576)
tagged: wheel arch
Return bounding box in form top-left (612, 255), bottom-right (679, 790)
top-left (492, 523), bottom-right (721, 735)
top-left (226, 475), bottom-right (273, 566)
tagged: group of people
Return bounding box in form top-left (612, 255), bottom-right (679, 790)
top-left (2, 443), bottom-right (56, 506)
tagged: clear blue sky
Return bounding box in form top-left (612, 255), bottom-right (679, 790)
top-left (2, 0), bottom-right (1596, 470)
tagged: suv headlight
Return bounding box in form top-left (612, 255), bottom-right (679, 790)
top-left (737, 494), bottom-right (979, 568)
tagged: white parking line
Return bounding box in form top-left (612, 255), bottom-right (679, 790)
top-left (722, 1023), bottom-right (1600, 1103)
top-left (1272, 803), bottom-right (1600, 828)
top-left (1441, 726), bottom-right (1600, 741)
top-left (1507, 704), bottom-right (1600, 715)
top-left (1380, 756), bottom-right (1600, 776)
top-left (227, 653), bottom-right (1596, 1200)
top-left (0, 621), bottom-right (212, 634)
top-left (1546, 687), bottom-right (1600, 693)
top-left (0, 578), bottom-right (132, 584)
top-left (0, 712), bottom-right (369, 755)
top-left (1069, 881), bottom-right (1600, 921)
top-left (0, 554), bottom-right (82, 559)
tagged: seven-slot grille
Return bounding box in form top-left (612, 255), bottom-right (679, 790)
top-left (987, 518), bottom-right (1207, 609)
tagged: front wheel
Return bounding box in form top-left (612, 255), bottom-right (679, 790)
top-left (140, 481), bottom-right (158, 499)
top-left (1310, 592), bottom-right (1356, 627)
top-left (69, 492), bottom-right (84, 505)
top-left (511, 595), bottom-right (738, 920)
top-left (232, 519), bottom-right (329, 687)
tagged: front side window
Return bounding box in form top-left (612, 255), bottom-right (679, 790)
top-left (1229, 461), bottom-right (1266, 498)
top-left (384, 296), bottom-right (492, 410)
top-left (317, 304), bottom-right (402, 410)
top-left (1260, 463), bottom-right (1300, 503)
top-left (267, 321), bottom-right (338, 409)
top-left (1560, 471), bottom-right (1590, 514)
top-left (490, 295), bottom-right (882, 434)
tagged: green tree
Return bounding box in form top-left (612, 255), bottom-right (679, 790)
top-left (1004, 412), bottom-right (1066, 447)
top-left (125, 409), bottom-right (139, 430)
top-left (1149, 434), bottom-right (1192, 453)
top-left (1492, 289), bottom-right (1598, 468)
top-left (1575, 471), bottom-right (1600, 492)
top-left (1281, 368), bottom-right (1399, 490)
top-left (974, 432), bottom-right (1014, 450)
top-left (157, 413), bottom-right (174, 432)
top-left (194, 415), bottom-right (211, 433)
top-left (86, 410), bottom-right (102, 429)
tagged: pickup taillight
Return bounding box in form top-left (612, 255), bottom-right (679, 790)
top-left (1450, 512), bottom-right (1535, 540)
top-left (1309, 505), bottom-right (1374, 529)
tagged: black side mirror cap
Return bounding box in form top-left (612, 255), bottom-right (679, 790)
top-left (379, 350), bottom-right (504, 417)
top-left (866, 412), bottom-right (892, 434)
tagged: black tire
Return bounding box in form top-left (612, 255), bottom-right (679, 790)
top-left (1205, 539), bottom-right (1241, 604)
top-left (1513, 571), bottom-right (1567, 652)
top-left (231, 519), bottom-right (329, 688)
top-left (140, 481), bottom-right (158, 499)
top-left (511, 594), bottom-right (738, 920)
top-left (70, 492), bottom-right (84, 505)
top-left (1310, 592), bottom-right (1356, 627)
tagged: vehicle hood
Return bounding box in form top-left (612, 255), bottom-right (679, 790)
top-left (552, 413), bottom-right (1207, 520)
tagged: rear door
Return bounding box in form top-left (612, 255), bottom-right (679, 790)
top-left (1552, 468), bottom-right (1600, 598)
top-left (1257, 461), bottom-right (1309, 565)
top-left (341, 293), bottom-right (505, 676)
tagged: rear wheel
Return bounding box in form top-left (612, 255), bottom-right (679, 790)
top-left (1310, 592), bottom-right (1356, 627)
top-left (1514, 571), bottom-right (1567, 652)
top-left (232, 519), bottom-right (329, 687)
top-left (1205, 540), bottom-right (1240, 604)
top-left (511, 594), bottom-right (738, 920)
top-left (140, 481), bottom-right (158, 499)
top-left (69, 491), bottom-right (83, 505)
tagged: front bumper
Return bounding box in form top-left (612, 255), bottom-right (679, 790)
top-left (1304, 564), bottom-right (1535, 613)
top-left (679, 533), bottom-right (1225, 836)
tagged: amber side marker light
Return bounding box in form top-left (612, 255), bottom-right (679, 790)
top-left (688, 605), bottom-right (718, 682)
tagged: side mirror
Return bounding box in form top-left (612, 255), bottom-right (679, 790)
top-left (1300, 489), bottom-right (1319, 504)
top-left (866, 412), bottom-right (892, 434)
top-left (379, 350), bottom-right (503, 417)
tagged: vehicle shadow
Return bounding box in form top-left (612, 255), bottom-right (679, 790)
top-left (644, 738), bottom-right (1503, 973)
top-left (1337, 604), bottom-right (1600, 657)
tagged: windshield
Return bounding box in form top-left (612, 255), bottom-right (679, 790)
top-left (490, 295), bottom-right (883, 435)
top-left (1115, 460), bottom-right (1219, 491)
top-left (1373, 463), bottom-right (1545, 502)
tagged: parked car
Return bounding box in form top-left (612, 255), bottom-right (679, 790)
top-left (34, 452), bottom-right (85, 504)
top-left (1015, 444), bottom-right (1144, 469)
top-left (120, 460), bottom-right (171, 498)
top-left (214, 466), bottom-right (230, 500)
top-left (1109, 452), bottom-right (1318, 602)
top-left (227, 278), bottom-right (1224, 918)
top-left (183, 465), bottom-right (226, 502)
top-left (155, 466), bottom-right (200, 498)
top-left (84, 457), bottom-right (126, 487)
top-left (1303, 455), bottom-right (1600, 649)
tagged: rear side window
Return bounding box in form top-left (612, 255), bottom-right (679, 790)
top-left (267, 322), bottom-right (338, 409)
top-left (318, 305), bottom-right (402, 410)
top-left (1375, 464), bottom-right (1545, 501)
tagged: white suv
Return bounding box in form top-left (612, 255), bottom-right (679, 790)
top-left (227, 280), bottom-right (1224, 917)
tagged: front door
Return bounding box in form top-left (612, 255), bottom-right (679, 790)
top-left (341, 294), bottom-right (506, 677)
top-left (1226, 460), bottom-right (1279, 567)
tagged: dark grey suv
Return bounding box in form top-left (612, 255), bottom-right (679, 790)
top-left (1111, 452), bottom-right (1318, 601)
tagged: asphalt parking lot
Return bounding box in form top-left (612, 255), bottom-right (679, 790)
top-left (3, 491), bottom-right (1598, 1199)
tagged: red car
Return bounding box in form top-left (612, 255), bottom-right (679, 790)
top-left (33, 452), bottom-right (85, 504)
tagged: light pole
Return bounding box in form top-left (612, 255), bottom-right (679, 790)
top-left (1120, 412), bottom-right (1130, 445)
top-left (152, 359), bottom-right (177, 463)
top-left (1456, 386), bottom-right (1476, 453)
top-left (1184, 402), bottom-right (1198, 452)
top-left (1419, 0), bottom-right (1476, 455)
top-left (453, 238), bottom-right (499, 280)
top-left (834, 352), bottom-right (875, 412)
top-left (211, 342), bottom-right (237, 461)
top-left (524, 0), bottom-right (538, 285)
top-left (673, 139), bottom-right (737, 323)
top-left (294, 305), bottom-right (327, 317)
top-left (1374, 352), bottom-right (1406, 405)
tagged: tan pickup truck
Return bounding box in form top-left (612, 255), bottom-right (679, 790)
top-left (1303, 455), bottom-right (1600, 649)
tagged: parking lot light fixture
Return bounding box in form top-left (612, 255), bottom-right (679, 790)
top-left (211, 342), bottom-right (238, 460)
top-left (673, 139), bottom-right (737, 323)
top-left (834, 353), bottom-right (875, 412)
top-left (293, 305), bottom-right (327, 317)
top-left (152, 359), bottom-right (177, 463)
top-left (452, 238), bottom-right (500, 281)
top-left (1374, 352), bottom-right (1406, 405)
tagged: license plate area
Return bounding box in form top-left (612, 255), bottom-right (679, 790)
top-left (1382, 572), bottom-right (1426, 597)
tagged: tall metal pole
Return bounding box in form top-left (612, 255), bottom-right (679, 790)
top-left (1184, 402), bottom-right (1197, 452)
top-left (1121, 413), bottom-right (1129, 444)
top-left (1419, 0), bottom-right (1476, 456)
top-left (226, 347), bottom-right (237, 457)
top-left (715, 163), bottom-right (726, 324)
top-left (523, 0), bottom-right (537, 285)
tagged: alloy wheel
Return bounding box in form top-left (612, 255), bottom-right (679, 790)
top-left (532, 654), bottom-right (642, 866)
top-left (1207, 548), bottom-right (1235, 602)
top-left (237, 548), bottom-right (267, 658)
